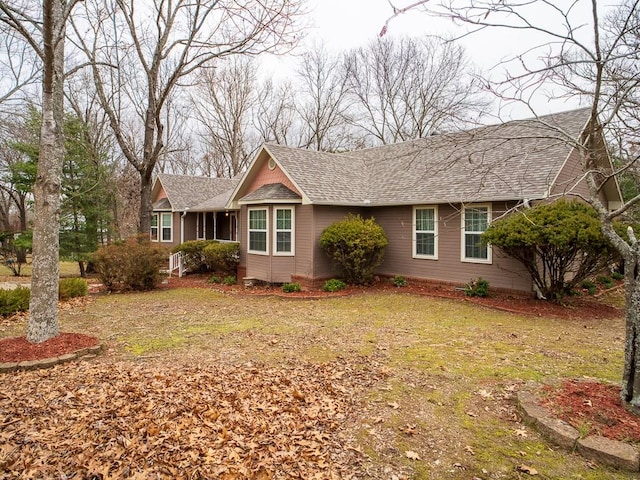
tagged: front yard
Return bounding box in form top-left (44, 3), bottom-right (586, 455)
top-left (0, 283), bottom-right (633, 479)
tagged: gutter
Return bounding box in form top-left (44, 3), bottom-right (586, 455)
top-left (180, 208), bottom-right (189, 244)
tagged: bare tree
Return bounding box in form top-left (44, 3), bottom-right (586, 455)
top-left (0, 0), bottom-right (77, 343)
top-left (296, 43), bottom-right (354, 152)
top-left (193, 57), bottom-right (259, 177)
top-left (393, 0), bottom-right (640, 409)
top-left (344, 36), bottom-right (486, 145)
top-left (253, 78), bottom-right (298, 146)
top-left (0, 32), bottom-right (40, 111)
top-left (70, 0), bottom-right (303, 234)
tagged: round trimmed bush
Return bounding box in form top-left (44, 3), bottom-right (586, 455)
top-left (319, 214), bottom-right (388, 285)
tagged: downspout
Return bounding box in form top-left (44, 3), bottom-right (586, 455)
top-left (181, 208), bottom-right (188, 244)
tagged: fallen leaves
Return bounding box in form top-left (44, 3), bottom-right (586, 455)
top-left (517, 464), bottom-right (539, 475)
top-left (405, 450), bottom-right (420, 460)
top-left (0, 358), bottom-right (377, 479)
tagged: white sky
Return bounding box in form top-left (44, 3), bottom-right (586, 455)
top-left (263, 0), bottom-right (595, 121)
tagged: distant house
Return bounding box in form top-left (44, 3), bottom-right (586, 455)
top-left (152, 109), bottom-right (622, 295)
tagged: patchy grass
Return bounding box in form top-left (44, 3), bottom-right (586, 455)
top-left (0, 287), bottom-right (632, 479)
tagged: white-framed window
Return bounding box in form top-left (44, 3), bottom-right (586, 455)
top-left (151, 213), bottom-right (159, 241)
top-left (248, 208), bottom-right (268, 254)
top-left (160, 212), bottom-right (173, 242)
top-left (151, 212), bottom-right (172, 242)
top-left (413, 206), bottom-right (438, 259)
top-left (274, 207), bottom-right (294, 255)
top-left (461, 204), bottom-right (491, 263)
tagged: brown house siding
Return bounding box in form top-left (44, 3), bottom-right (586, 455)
top-left (371, 203), bottom-right (533, 293)
top-left (550, 148), bottom-right (591, 199)
top-left (238, 201), bottom-right (534, 292)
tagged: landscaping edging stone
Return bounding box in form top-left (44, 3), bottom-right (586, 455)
top-left (0, 344), bottom-right (103, 373)
top-left (517, 383), bottom-right (640, 471)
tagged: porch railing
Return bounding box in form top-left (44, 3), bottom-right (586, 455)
top-left (168, 251), bottom-right (185, 277)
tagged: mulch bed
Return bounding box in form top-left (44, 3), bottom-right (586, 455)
top-left (0, 333), bottom-right (99, 363)
top-left (541, 380), bottom-right (640, 444)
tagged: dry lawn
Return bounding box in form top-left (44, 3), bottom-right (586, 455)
top-left (0, 286), bottom-right (632, 479)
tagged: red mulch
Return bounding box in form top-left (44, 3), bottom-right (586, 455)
top-left (161, 273), bottom-right (623, 321)
top-left (0, 333), bottom-right (99, 363)
top-left (541, 380), bottom-right (640, 443)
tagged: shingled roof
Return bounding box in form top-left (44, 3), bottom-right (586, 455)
top-left (252, 108), bottom-right (591, 206)
top-left (153, 174), bottom-right (239, 211)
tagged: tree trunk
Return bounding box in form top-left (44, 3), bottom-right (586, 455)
top-left (26, 0), bottom-right (65, 343)
top-left (622, 251), bottom-right (640, 411)
top-left (138, 171), bottom-right (153, 234)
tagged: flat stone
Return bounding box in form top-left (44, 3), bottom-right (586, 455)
top-left (0, 362), bottom-right (18, 372)
top-left (35, 357), bottom-right (60, 368)
top-left (577, 435), bottom-right (640, 471)
top-left (86, 344), bottom-right (103, 355)
top-left (536, 416), bottom-right (579, 450)
top-left (56, 353), bottom-right (77, 362)
top-left (16, 360), bottom-right (42, 371)
top-left (519, 401), bottom-right (551, 425)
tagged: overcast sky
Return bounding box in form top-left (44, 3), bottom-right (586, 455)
top-left (262, 0), bottom-right (594, 121)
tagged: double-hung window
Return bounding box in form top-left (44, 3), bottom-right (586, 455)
top-left (151, 212), bottom-right (172, 242)
top-left (413, 206), bottom-right (437, 259)
top-left (248, 208), bottom-right (268, 254)
top-left (274, 207), bottom-right (294, 255)
top-left (151, 213), bottom-right (159, 241)
top-left (462, 204), bottom-right (491, 263)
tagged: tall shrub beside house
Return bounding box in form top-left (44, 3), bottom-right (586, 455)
top-left (92, 235), bottom-right (166, 292)
top-left (320, 214), bottom-right (388, 285)
top-left (483, 200), bottom-right (618, 300)
top-left (203, 242), bottom-right (239, 276)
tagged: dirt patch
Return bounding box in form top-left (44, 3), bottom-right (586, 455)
top-left (0, 333), bottom-right (99, 362)
top-left (541, 380), bottom-right (640, 443)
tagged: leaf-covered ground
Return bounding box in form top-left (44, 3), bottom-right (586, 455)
top-left (1, 359), bottom-right (380, 479)
top-left (0, 283), bottom-right (635, 479)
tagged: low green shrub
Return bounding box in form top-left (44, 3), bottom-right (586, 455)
top-left (59, 278), bottom-right (88, 300)
top-left (391, 275), bottom-right (407, 287)
top-left (596, 275), bottom-right (614, 289)
top-left (222, 275), bottom-right (236, 286)
top-left (92, 235), bottom-right (166, 292)
top-left (464, 277), bottom-right (490, 297)
top-left (611, 271), bottom-right (624, 281)
top-left (0, 286), bottom-right (30, 316)
top-left (203, 242), bottom-right (239, 276)
top-left (581, 279), bottom-right (597, 295)
top-left (282, 282), bottom-right (301, 293)
top-left (172, 240), bottom-right (215, 273)
top-left (323, 279), bottom-right (346, 292)
top-left (208, 275), bottom-right (222, 284)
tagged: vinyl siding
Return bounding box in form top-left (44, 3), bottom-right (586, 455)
top-left (371, 203), bottom-right (533, 293)
top-left (293, 205), bottom-right (314, 277)
top-left (550, 148), bottom-right (591, 198)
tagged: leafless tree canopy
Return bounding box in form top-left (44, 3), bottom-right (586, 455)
top-left (69, 0), bottom-right (304, 232)
top-left (193, 57), bottom-right (259, 178)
